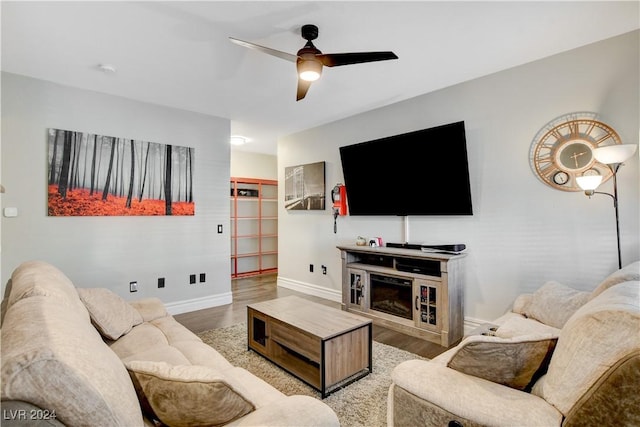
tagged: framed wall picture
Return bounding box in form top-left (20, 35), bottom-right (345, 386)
top-left (47, 128), bottom-right (195, 216)
top-left (284, 161), bottom-right (325, 210)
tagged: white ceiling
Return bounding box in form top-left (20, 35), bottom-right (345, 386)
top-left (2, 1), bottom-right (638, 155)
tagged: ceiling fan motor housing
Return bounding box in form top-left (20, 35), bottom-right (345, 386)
top-left (301, 24), bottom-right (319, 41)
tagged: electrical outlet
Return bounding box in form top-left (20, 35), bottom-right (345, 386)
top-left (129, 281), bottom-right (138, 292)
top-left (217, 224), bottom-right (223, 233)
top-left (158, 278), bottom-right (165, 288)
top-left (199, 273), bottom-right (206, 283)
top-left (309, 264), bottom-right (314, 273)
top-left (322, 265), bottom-right (327, 275)
top-left (190, 274), bottom-right (196, 284)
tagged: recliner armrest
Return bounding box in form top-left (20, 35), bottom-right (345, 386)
top-left (390, 360), bottom-right (562, 427)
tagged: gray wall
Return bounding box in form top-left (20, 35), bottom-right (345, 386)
top-left (1, 73), bottom-right (231, 313)
top-left (277, 31), bottom-right (640, 323)
top-left (231, 150), bottom-right (277, 180)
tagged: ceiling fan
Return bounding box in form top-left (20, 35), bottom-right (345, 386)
top-left (229, 24), bottom-right (398, 101)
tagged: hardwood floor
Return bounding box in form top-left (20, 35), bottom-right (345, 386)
top-left (174, 273), bottom-right (448, 359)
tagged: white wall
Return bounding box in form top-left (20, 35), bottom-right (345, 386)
top-left (1, 73), bottom-right (232, 313)
top-left (230, 150), bottom-right (277, 180)
top-left (277, 31), bottom-right (640, 322)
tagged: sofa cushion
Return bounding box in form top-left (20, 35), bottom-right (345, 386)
top-left (531, 280), bottom-right (640, 415)
top-left (129, 297), bottom-right (169, 322)
top-left (524, 281), bottom-right (590, 328)
top-left (78, 288), bottom-right (143, 340)
top-left (447, 333), bottom-right (557, 391)
top-left (1, 297), bottom-right (143, 426)
top-left (590, 261), bottom-right (640, 299)
top-left (126, 361), bottom-right (254, 427)
top-left (109, 316), bottom-right (235, 371)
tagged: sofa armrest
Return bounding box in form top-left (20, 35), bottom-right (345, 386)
top-left (225, 395), bottom-right (339, 427)
top-left (129, 298), bottom-right (168, 322)
top-left (390, 360), bottom-right (562, 427)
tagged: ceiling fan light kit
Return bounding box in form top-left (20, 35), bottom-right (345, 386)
top-left (230, 24), bottom-right (398, 100)
top-left (298, 59), bottom-right (322, 82)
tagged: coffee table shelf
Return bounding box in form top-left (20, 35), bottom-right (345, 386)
top-left (247, 296), bottom-right (372, 397)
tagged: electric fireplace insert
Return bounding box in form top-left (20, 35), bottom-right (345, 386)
top-left (370, 273), bottom-right (413, 320)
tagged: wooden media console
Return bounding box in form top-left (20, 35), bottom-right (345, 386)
top-left (338, 245), bottom-right (466, 347)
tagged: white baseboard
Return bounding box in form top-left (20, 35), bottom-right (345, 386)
top-left (277, 276), bottom-right (342, 303)
top-left (463, 316), bottom-right (491, 336)
top-left (165, 292), bottom-right (232, 315)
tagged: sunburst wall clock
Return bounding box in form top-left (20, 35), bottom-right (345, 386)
top-left (529, 112), bottom-right (622, 192)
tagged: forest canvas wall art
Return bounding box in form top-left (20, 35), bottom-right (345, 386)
top-left (47, 128), bottom-right (195, 216)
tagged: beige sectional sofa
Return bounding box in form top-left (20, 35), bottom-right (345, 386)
top-left (388, 261), bottom-right (640, 427)
top-left (1, 261), bottom-right (339, 426)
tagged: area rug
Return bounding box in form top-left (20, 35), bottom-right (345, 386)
top-left (198, 323), bottom-right (426, 427)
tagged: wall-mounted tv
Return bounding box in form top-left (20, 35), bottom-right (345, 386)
top-left (339, 121), bottom-right (473, 216)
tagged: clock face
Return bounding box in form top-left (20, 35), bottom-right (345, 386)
top-left (529, 113), bottom-right (621, 191)
top-left (552, 171), bottom-right (569, 185)
top-left (557, 141), bottom-right (593, 171)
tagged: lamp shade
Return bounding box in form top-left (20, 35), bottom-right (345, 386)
top-left (298, 60), bottom-right (322, 82)
top-left (576, 175), bottom-right (603, 191)
top-left (593, 144), bottom-right (638, 164)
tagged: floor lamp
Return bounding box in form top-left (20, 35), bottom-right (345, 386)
top-left (576, 144), bottom-right (638, 269)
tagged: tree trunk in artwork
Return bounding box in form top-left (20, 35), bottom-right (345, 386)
top-left (139, 141), bottom-right (151, 203)
top-left (69, 132), bottom-right (81, 192)
top-left (49, 129), bottom-right (61, 185)
top-left (126, 139), bottom-right (135, 208)
top-left (102, 137), bottom-right (116, 201)
top-left (81, 134), bottom-right (90, 189)
top-left (187, 147), bottom-right (193, 203)
top-left (90, 134), bottom-right (98, 195)
top-left (58, 130), bottom-right (73, 199)
top-left (165, 144), bottom-right (173, 215)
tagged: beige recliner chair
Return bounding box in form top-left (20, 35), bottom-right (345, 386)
top-left (388, 262), bottom-right (640, 427)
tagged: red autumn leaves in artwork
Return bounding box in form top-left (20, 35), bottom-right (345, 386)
top-left (48, 185), bottom-right (195, 216)
top-left (47, 129), bottom-right (195, 216)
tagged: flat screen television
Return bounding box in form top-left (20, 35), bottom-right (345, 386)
top-left (339, 121), bottom-right (473, 216)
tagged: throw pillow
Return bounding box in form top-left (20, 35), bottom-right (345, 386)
top-left (78, 288), bottom-right (143, 340)
top-left (125, 361), bottom-right (254, 427)
top-left (524, 281), bottom-right (590, 328)
top-left (447, 334), bottom-right (557, 391)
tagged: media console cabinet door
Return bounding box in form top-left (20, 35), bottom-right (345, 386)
top-left (414, 279), bottom-right (440, 331)
top-left (347, 268), bottom-right (367, 311)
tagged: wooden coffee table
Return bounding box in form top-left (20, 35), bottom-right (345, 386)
top-left (247, 295), bottom-right (372, 397)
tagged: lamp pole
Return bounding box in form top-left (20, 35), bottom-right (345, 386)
top-left (591, 163), bottom-right (622, 269)
top-left (577, 143), bottom-right (637, 270)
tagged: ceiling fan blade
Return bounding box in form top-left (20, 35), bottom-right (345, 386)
top-left (317, 51), bottom-right (398, 67)
top-left (229, 37), bottom-right (298, 63)
top-left (296, 78), bottom-right (312, 101)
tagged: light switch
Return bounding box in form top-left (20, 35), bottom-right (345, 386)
top-left (3, 207), bottom-right (18, 217)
